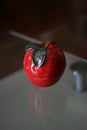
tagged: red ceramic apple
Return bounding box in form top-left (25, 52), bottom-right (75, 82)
top-left (23, 41), bottom-right (66, 88)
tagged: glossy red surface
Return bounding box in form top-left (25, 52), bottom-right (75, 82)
top-left (23, 43), bottom-right (66, 87)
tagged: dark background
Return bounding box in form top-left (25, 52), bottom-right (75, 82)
top-left (0, 0), bottom-right (87, 35)
top-left (0, 0), bottom-right (70, 33)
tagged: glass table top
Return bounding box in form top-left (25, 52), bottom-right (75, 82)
top-left (0, 31), bottom-right (87, 130)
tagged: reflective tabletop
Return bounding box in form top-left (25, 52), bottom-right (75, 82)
top-left (0, 31), bottom-right (87, 130)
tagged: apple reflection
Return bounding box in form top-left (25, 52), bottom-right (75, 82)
top-left (27, 85), bottom-right (67, 122)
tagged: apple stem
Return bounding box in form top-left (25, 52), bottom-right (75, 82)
top-left (44, 42), bottom-right (50, 48)
top-left (44, 41), bottom-right (56, 48)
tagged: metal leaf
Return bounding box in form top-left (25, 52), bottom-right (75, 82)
top-left (25, 42), bottom-right (42, 51)
top-left (32, 47), bottom-right (47, 67)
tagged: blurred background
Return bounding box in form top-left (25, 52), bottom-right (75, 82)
top-left (0, 0), bottom-right (71, 33)
top-left (0, 0), bottom-right (87, 78)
